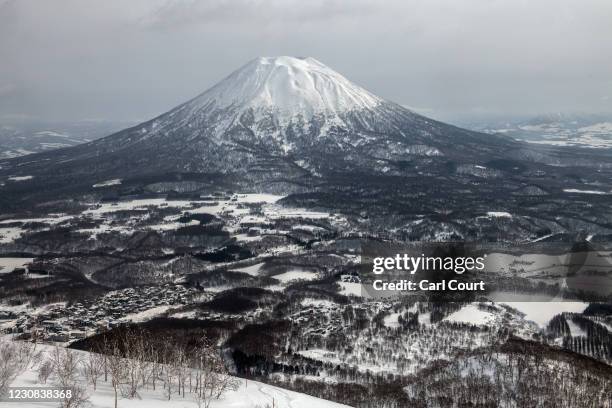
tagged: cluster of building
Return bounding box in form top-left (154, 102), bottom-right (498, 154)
top-left (1, 284), bottom-right (198, 343)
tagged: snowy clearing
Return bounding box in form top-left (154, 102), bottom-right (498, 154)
top-left (383, 312), bottom-right (400, 328)
top-left (0, 227), bottom-right (23, 244)
top-left (443, 304), bottom-right (495, 325)
top-left (338, 281), bottom-right (362, 297)
top-left (7, 175), bottom-right (34, 181)
top-left (563, 188), bottom-right (609, 194)
top-left (0, 257), bottom-right (34, 273)
top-left (487, 211), bottom-right (512, 218)
top-left (273, 269), bottom-right (318, 283)
top-left (231, 262), bottom-right (265, 276)
top-left (501, 301), bottom-right (588, 327)
top-left (93, 179), bottom-right (122, 188)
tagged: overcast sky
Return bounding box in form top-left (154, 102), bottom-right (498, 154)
top-left (1, 0), bottom-right (611, 124)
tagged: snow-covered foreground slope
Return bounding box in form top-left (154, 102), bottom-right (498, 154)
top-left (6, 342), bottom-right (351, 408)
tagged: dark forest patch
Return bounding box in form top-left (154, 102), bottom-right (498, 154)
top-left (201, 287), bottom-right (283, 314)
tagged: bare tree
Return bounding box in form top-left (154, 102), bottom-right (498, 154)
top-left (161, 344), bottom-right (177, 401)
top-left (81, 352), bottom-right (105, 391)
top-left (37, 359), bottom-right (54, 384)
top-left (94, 338), bottom-right (110, 383)
top-left (50, 347), bottom-right (89, 408)
top-left (0, 341), bottom-right (20, 397)
top-left (15, 341), bottom-right (38, 371)
top-left (120, 330), bottom-right (143, 399)
top-left (147, 344), bottom-right (162, 391)
top-left (0, 339), bottom-right (37, 397)
top-left (192, 338), bottom-right (239, 408)
top-left (175, 347), bottom-right (189, 398)
top-left (105, 342), bottom-right (127, 408)
top-left (137, 337), bottom-right (154, 389)
top-left (110, 327), bottom-right (153, 399)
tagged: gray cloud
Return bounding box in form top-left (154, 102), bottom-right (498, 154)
top-left (141, 0), bottom-right (378, 29)
top-left (1, 0), bottom-right (611, 123)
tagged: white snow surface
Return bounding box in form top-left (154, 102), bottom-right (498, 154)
top-left (487, 211), bottom-right (512, 218)
top-left (93, 179), bottom-right (122, 188)
top-left (338, 281), bottom-right (363, 297)
top-left (444, 304), bottom-right (495, 325)
top-left (273, 269), bottom-right (318, 283)
top-left (500, 301), bottom-right (588, 327)
top-left (7, 175), bottom-right (33, 181)
top-left (0, 257), bottom-right (34, 273)
top-left (563, 188), bottom-right (610, 194)
top-left (231, 262), bottom-right (265, 276)
top-left (383, 312), bottom-right (400, 328)
top-left (194, 56), bottom-right (382, 120)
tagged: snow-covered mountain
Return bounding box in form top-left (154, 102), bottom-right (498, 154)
top-left (113, 56), bottom-right (403, 153)
top-left (2, 56), bottom-right (612, 242)
top-left (0, 56), bottom-right (517, 193)
top-left (85, 55), bottom-right (512, 161)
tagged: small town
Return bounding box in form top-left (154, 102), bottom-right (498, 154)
top-left (0, 284), bottom-right (201, 343)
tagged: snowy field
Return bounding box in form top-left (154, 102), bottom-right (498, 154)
top-left (272, 269), bottom-right (318, 283)
top-left (231, 262), bottom-right (265, 276)
top-left (0, 257), bottom-right (33, 273)
top-left (0, 193), bottom-right (345, 244)
top-left (337, 281), bottom-right (362, 297)
top-left (563, 188), bottom-right (610, 195)
top-left (500, 301), bottom-right (588, 327)
top-left (7, 175), bottom-right (34, 182)
top-left (443, 304), bottom-right (496, 325)
top-left (93, 179), bottom-right (122, 188)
